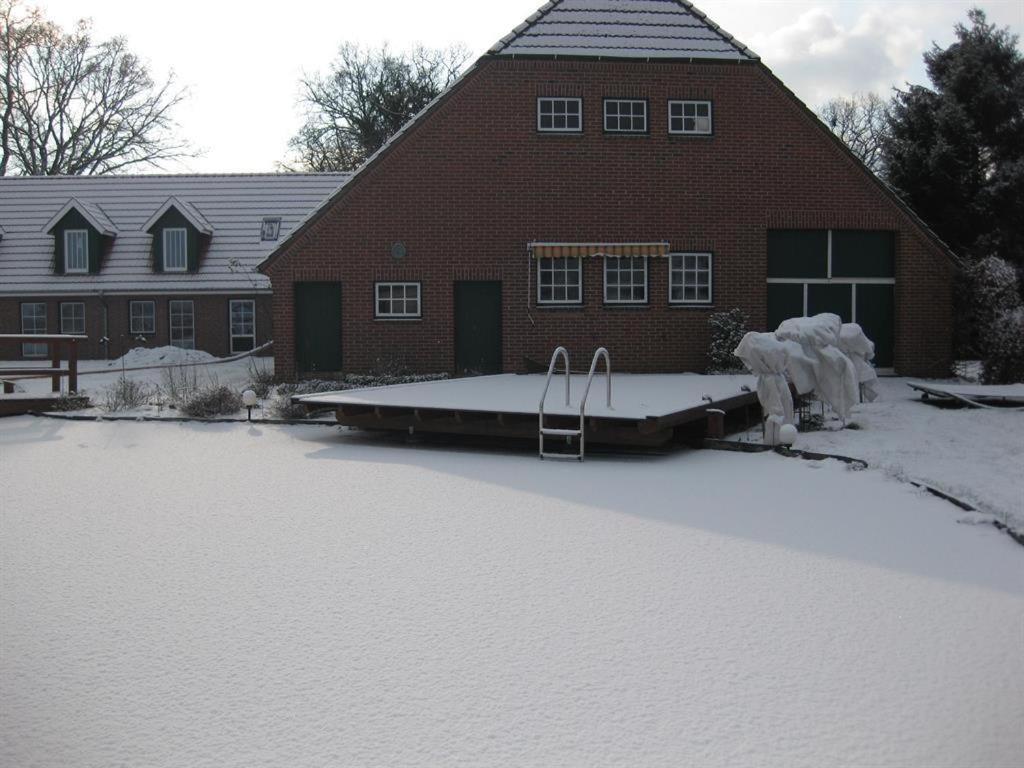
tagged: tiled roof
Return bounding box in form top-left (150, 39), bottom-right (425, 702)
top-left (489, 0), bottom-right (757, 60)
top-left (0, 173), bottom-right (348, 295)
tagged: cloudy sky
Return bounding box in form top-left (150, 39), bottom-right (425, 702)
top-left (36, 0), bottom-right (1024, 173)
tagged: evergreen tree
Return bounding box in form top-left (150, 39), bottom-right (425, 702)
top-left (884, 9), bottom-right (1024, 268)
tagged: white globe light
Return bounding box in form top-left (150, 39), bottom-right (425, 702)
top-left (779, 423), bottom-right (798, 446)
top-left (242, 389), bottom-right (258, 407)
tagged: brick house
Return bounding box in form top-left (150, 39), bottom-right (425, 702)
top-left (260, 0), bottom-right (957, 380)
top-left (0, 173), bottom-right (346, 360)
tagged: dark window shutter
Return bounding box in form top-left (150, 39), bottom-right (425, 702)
top-left (88, 232), bottom-right (101, 274)
top-left (187, 233), bottom-right (199, 273)
top-left (152, 237), bottom-right (163, 273)
top-left (54, 235), bottom-right (65, 275)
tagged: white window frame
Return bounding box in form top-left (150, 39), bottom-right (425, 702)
top-left (64, 229), bottom-right (89, 273)
top-left (229, 299), bottom-right (257, 352)
top-left (129, 300), bottom-right (156, 335)
top-left (374, 282), bottom-right (421, 319)
top-left (537, 97), bottom-right (582, 133)
top-left (168, 299), bottom-right (195, 349)
top-left (163, 227), bottom-right (188, 272)
top-left (537, 257), bottom-right (583, 305)
top-left (669, 252), bottom-right (713, 305)
top-left (603, 256), bottom-right (648, 304)
top-left (668, 100), bottom-right (713, 135)
top-left (603, 99), bottom-right (647, 133)
top-left (20, 302), bottom-right (47, 358)
top-left (60, 301), bottom-right (85, 335)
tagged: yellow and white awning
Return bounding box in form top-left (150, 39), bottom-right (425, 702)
top-left (528, 242), bottom-right (669, 259)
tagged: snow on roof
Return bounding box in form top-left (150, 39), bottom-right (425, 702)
top-left (0, 173), bottom-right (348, 295)
top-left (42, 198), bottom-right (119, 237)
top-left (489, 0), bottom-right (757, 61)
top-left (142, 196), bottom-right (214, 235)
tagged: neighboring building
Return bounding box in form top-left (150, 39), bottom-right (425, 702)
top-left (259, 0), bottom-right (957, 380)
top-left (0, 173), bottom-right (347, 360)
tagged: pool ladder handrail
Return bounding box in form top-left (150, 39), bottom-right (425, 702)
top-left (539, 346), bottom-right (612, 460)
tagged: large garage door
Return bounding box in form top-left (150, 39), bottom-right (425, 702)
top-left (767, 229), bottom-right (895, 368)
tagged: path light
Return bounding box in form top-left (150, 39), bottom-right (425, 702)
top-left (242, 389), bottom-right (258, 422)
top-left (779, 423), bottom-right (798, 447)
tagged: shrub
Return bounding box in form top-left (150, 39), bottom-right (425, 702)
top-left (271, 397), bottom-right (310, 420)
top-left (982, 306), bottom-right (1024, 384)
top-left (960, 255), bottom-right (1023, 358)
top-left (707, 308), bottom-right (749, 373)
top-left (161, 364), bottom-right (200, 405)
top-left (247, 359), bottom-right (275, 399)
top-left (103, 375), bottom-right (149, 412)
top-left (180, 385), bottom-right (243, 418)
top-left (51, 393), bottom-right (91, 411)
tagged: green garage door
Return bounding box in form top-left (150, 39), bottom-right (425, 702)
top-left (295, 282), bottom-right (342, 373)
top-left (767, 229), bottom-right (895, 368)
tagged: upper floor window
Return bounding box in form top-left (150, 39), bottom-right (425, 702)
top-left (375, 282), bottom-right (421, 319)
top-left (163, 228), bottom-right (188, 272)
top-left (537, 257), bottom-right (582, 304)
top-left (537, 97), bottom-right (582, 133)
top-left (669, 252), bottom-right (713, 304)
top-left (604, 99), bottom-right (647, 133)
top-left (668, 100), bottom-right (712, 135)
top-left (604, 256), bottom-right (647, 303)
top-left (64, 230), bottom-right (89, 273)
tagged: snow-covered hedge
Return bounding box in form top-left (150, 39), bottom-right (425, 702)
top-left (965, 256), bottom-right (1024, 383)
top-left (707, 309), bottom-right (749, 373)
top-left (983, 306), bottom-right (1024, 384)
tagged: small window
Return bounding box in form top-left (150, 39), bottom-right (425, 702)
top-left (604, 257), bottom-right (647, 303)
top-left (230, 299), bottom-right (256, 352)
top-left (64, 229), bottom-right (89, 273)
top-left (537, 97), bottom-right (582, 133)
top-left (60, 302), bottom-right (85, 335)
top-left (163, 228), bottom-right (188, 272)
top-left (537, 257), bottom-right (582, 305)
top-left (169, 299), bottom-right (195, 349)
top-left (668, 100), bottom-right (712, 135)
top-left (130, 301), bottom-right (156, 335)
top-left (604, 99), bottom-right (647, 133)
top-left (669, 253), bottom-right (713, 304)
top-left (260, 217), bottom-right (281, 242)
top-left (375, 283), bottom-right (421, 319)
top-left (20, 302), bottom-right (47, 358)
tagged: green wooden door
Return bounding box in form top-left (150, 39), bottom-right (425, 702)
top-left (856, 284), bottom-right (895, 368)
top-left (294, 282), bottom-right (342, 373)
top-left (454, 281), bottom-right (502, 375)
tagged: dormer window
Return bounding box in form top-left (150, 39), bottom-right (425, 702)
top-left (260, 217), bottom-right (281, 241)
top-left (163, 228), bottom-right (188, 272)
top-left (64, 230), bottom-right (89, 273)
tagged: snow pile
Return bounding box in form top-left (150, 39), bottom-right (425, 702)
top-left (105, 345), bottom-right (217, 369)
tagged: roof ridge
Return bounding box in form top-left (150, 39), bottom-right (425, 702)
top-left (0, 171), bottom-right (351, 181)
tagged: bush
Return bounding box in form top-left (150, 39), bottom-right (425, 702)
top-left (161, 364), bottom-right (200, 405)
top-left (103, 375), bottom-right (149, 412)
top-left (982, 306), bottom-right (1024, 384)
top-left (180, 385), bottom-right (243, 418)
top-left (271, 398), bottom-right (309, 420)
top-left (247, 359), bottom-right (275, 399)
top-left (960, 255), bottom-right (1023, 358)
top-left (51, 393), bottom-right (91, 411)
top-left (707, 309), bottom-right (749, 373)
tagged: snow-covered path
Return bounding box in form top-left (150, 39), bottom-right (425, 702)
top-left (1, 417), bottom-right (1022, 767)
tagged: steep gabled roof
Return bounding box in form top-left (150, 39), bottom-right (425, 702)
top-left (43, 198), bottom-right (119, 237)
top-left (143, 196), bottom-right (214, 235)
top-left (489, 0), bottom-right (757, 60)
top-left (0, 173), bottom-right (348, 296)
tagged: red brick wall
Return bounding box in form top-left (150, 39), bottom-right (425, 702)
top-left (265, 58), bottom-right (955, 379)
top-left (0, 294), bottom-right (272, 361)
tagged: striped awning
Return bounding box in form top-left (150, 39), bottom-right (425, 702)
top-left (528, 242), bottom-right (669, 259)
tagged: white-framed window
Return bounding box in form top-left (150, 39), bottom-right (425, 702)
top-left (260, 217), bottom-right (281, 242)
top-left (163, 228), bottom-right (188, 272)
top-left (669, 253), bottom-right (713, 304)
top-left (604, 99), bottom-right (647, 133)
top-left (169, 299), bottom-right (195, 349)
top-left (229, 299), bottom-right (256, 352)
top-left (668, 100), bottom-right (712, 135)
top-left (537, 257), bottom-right (582, 305)
top-left (604, 256), bottom-right (647, 303)
top-left (537, 97), bottom-right (582, 133)
top-left (130, 300), bottom-right (156, 335)
top-left (60, 302), bottom-right (85, 335)
top-left (64, 229), bottom-right (89, 273)
top-left (375, 282), bottom-right (421, 319)
top-left (20, 302), bottom-right (47, 358)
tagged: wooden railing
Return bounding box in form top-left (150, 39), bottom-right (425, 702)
top-left (0, 334), bottom-right (85, 393)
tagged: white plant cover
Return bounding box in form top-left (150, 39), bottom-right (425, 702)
top-left (733, 332), bottom-right (795, 445)
top-left (838, 323), bottom-right (880, 402)
top-left (772, 314), bottom-right (860, 422)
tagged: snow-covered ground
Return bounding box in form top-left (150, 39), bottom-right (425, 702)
top-left (1, 417), bottom-right (1021, 767)
top-left (775, 377), bottom-right (1024, 533)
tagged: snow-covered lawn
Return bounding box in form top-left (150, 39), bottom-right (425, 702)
top-left (1, 417), bottom-right (1021, 767)
top-left (788, 377), bottom-right (1024, 533)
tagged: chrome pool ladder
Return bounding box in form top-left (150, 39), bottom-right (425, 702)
top-left (538, 346), bottom-right (612, 460)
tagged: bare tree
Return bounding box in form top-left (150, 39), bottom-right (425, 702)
top-left (286, 43), bottom-right (469, 172)
top-left (817, 92), bottom-right (891, 177)
top-left (1, 0), bottom-right (191, 175)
